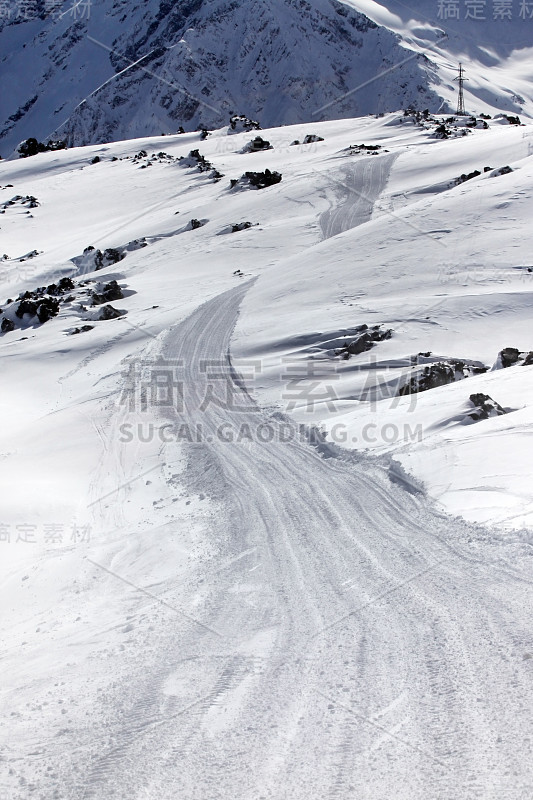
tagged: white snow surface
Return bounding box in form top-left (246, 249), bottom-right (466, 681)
top-left (0, 113), bottom-right (532, 798)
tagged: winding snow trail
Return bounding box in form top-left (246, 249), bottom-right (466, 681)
top-left (319, 154), bottom-right (397, 239)
top-left (74, 284), bottom-right (533, 800)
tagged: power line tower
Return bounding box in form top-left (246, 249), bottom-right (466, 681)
top-left (454, 62), bottom-right (468, 116)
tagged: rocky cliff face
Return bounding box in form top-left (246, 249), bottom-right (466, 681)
top-left (0, 0), bottom-right (439, 152)
top-left (1, 0), bottom-right (531, 154)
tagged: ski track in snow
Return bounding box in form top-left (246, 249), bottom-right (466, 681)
top-left (2, 117), bottom-right (533, 799)
top-left (319, 153), bottom-right (397, 239)
top-left (42, 284), bottom-right (533, 800)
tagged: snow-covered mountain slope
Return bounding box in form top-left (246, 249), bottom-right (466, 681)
top-left (1, 112), bottom-right (533, 799)
top-left (0, 0), bottom-right (438, 154)
top-left (1, 112), bottom-right (532, 528)
top-left (1, 0), bottom-right (532, 155)
top-left (347, 0), bottom-right (533, 119)
top-left (232, 115), bottom-right (533, 527)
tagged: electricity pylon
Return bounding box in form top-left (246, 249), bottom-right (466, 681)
top-left (454, 63), bottom-right (468, 116)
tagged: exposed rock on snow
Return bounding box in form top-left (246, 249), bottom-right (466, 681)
top-left (490, 165), bottom-right (513, 177)
top-left (335, 325), bottom-right (393, 359)
top-left (495, 114), bottom-right (522, 125)
top-left (2, 195), bottom-right (40, 212)
top-left (188, 218), bottom-right (208, 231)
top-left (96, 304), bottom-right (126, 320)
top-left (495, 347), bottom-right (533, 368)
top-left (231, 170), bottom-right (282, 190)
top-left (15, 296), bottom-right (60, 324)
top-left (241, 136), bottom-right (273, 154)
top-left (217, 221), bottom-right (257, 235)
top-left (346, 143), bottom-right (386, 155)
top-left (16, 250), bottom-right (41, 262)
top-left (454, 169), bottom-right (482, 185)
top-left (398, 358), bottom-right (488, 396)
top-left (91, 280), bottom-right (124, 306)
top-left (0, 277), bottom-right (77, 333)
top-left (180, 149), bottom-right (212, 172)
top-left (467, 393), bottom-right (507, 421)
top-left (229, 115), bottom-right (262, 134)
top-left (179, 150), bottom-right (224, 181)
top-left (291, 134), bottom-right (325, 146)
top-left (17, 138), bottom-right (66, 158)
top-left (45, 277), bottom-right (75, 296)
top-left (71, 240), bottom-right (147, 274)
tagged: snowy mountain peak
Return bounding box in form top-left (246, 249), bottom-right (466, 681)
top-left (3, 0), bottom-right (532, 154)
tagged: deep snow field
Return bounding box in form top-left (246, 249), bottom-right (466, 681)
top-left (1, 112), bottom-right (532, 799)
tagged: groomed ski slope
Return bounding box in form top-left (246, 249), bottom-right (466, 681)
top-left (319, 153), bottom-right (398, 238)
top-left (0, 113), bottom-right (532, 798)
top-left (4, 282), bottom-right (533, 799)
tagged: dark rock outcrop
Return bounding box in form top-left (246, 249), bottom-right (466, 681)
top-left (455, 169), bottom-right (481, 185)
top-left (434, 123), bottom-right (451, 139)
top-left (36, 297), bottom-right (60, 323)
top-left (468, 393), bottom-right (506, 421)
top-left (496, 347), bottom-right (533, 368)
top-left (18, 138), bottom-right (66, 158)
top-left (46, 277), bottom-right (75, 296)
top-left (91, 280), bottom-right (124, 306)
top-left (335, 325), bottom-right (392, 359)
top-left (98, 305), bottom-right (125, 320)
top-left (189, 218), bottom-right (207, 230)
top-left (347, 143), bottom-right (384, 154)
top-left (490, 165), bottom-right (513, 177)
top-left (291, 134), bottom-right (324, 145)
top-left (229, 115), bottom-right (261, 133)
top-left (182, 149), bottom-right (212, 172)
top-left (232, 170), bottom-right (282, 190)
top-left (398, 359), bottom-right (487, 396)
top-left (242, 136), bottom-right (273, 153)
top-left (499, 347), bottom-right (521, 368)
top-left (15, 299), bottom-right (38, 318)
top-left (70, 325), bottom-right (94, 335)
top-left (73, 241), bottom-right (143, 273)
top-left (15, 296), bottom-right (60, 323)
top-left (179, 149), bottom-right (223, 181)
top-left (2, 276), bottom-right (80, 333)
top-left (502, 115), bottom-right (521, 125)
